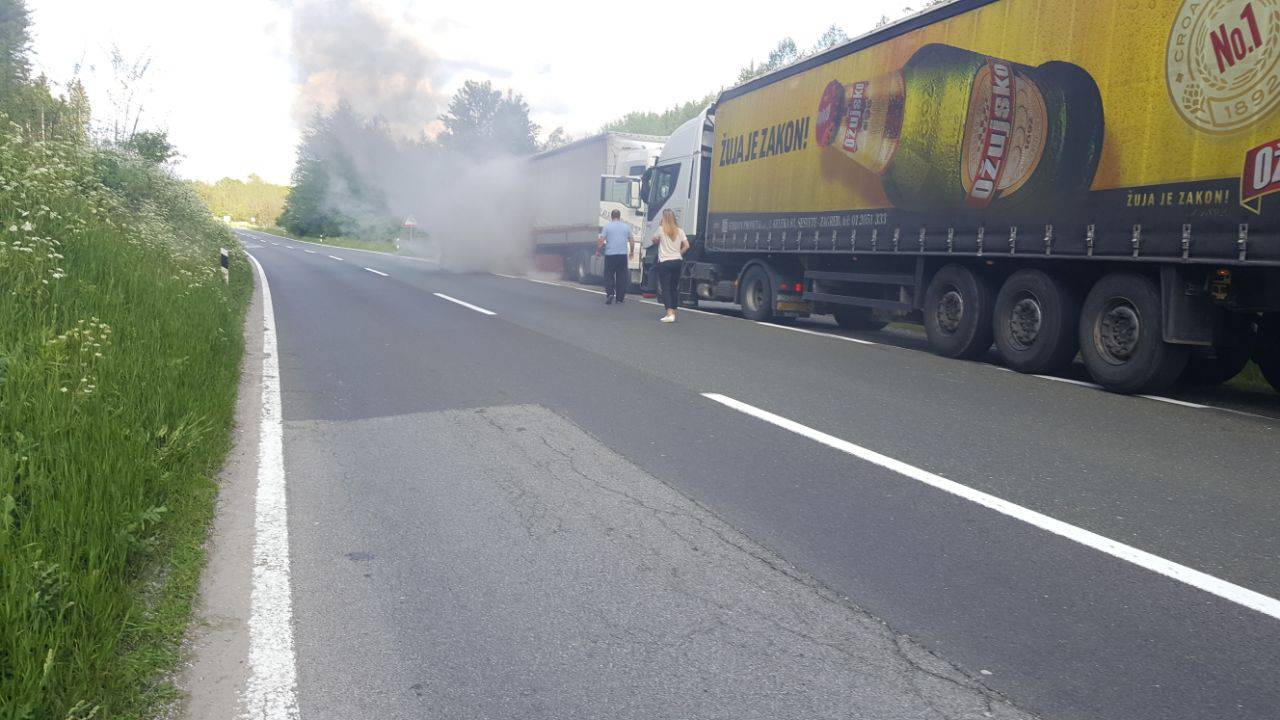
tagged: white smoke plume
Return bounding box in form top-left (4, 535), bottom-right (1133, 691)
top-left (291, 0), bottom-right (447, 139)
top-left (286, 0), bottom-right (536, 274)
top-left (402, 154), bottom-right (533, 275)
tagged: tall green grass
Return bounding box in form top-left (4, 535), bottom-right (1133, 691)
top-left (0, 118), bottom-right (251, 718)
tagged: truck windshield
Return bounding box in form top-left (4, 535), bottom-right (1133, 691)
top-left (647, 164), bottom-right (680, 220)
top-left (601, 177), bottom-right (639, 208)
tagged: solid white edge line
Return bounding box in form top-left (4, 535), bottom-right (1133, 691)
top-left (1034, 374), bottom-right (1103, 389)
top-left (364, 267), bottom-right (389, 277)
top-left (758, 321), bottom-right (877, 346)
top-left (327, 255), bottom-right (343, 261)
top-left (701, 392), bottom-right (1280, 622)
top-left (1139, 395), bottom-right (1210, 409)
top-left (433, 292), bottom-right (497, 316)
top-left (242, 253), bottom-right (301, 719)
top-left (486, 269), bottom-right (1278, 424)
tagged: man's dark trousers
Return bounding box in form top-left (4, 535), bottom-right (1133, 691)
top-left (604, 254), bottom-right (629, 302)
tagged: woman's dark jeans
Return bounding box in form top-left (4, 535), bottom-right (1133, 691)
top-left (656, 259), bottom-right (683, 310)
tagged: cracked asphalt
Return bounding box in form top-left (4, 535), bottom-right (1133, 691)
top-left (238, 230), bottom-right (1280, 720)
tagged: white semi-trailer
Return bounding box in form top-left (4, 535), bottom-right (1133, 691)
top-left (530, 132), bottom-right (665, 285)
top-left (639, 0), bottom-right (1280, 395)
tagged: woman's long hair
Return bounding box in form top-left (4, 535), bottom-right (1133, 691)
top-left (660, 208), bottom-right (680, 240)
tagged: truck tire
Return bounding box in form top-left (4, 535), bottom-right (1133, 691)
top-left (1254, 315), bottom-right (1280, 392)
top-left (1181, 319), bottom-right (1255, 386)
top-left (833, 307), bottom-right (889, 331)
top-left (739, 266), bottom-right (775, 322)
top-left (563, 253), bottom-right (581, 282)
top-left (923, 264), bottom-right (995, 359)
top-left (993, 269), bottom-right (1080, 374)
top-left (1078, 273), bottom-right (1188, 394)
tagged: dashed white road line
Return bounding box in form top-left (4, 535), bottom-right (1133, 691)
top-left (242, 253), bottom-right (300, 719)
top-left (433, 292), bottom-right (497, 316)
top-left (702, 391), bottom-right (1280, 622)
top-left (364, 267), bottom-right (389, 277)
top-left (249, 229), bottom-right (438, 264)
top-left (328, 255), bottom-right (343, 261)
top-left (285, 246), bottom-right (294, 250)
top-left (303, 249), bottom-right (316, 254)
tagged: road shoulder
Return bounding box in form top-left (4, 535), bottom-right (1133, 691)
top-left (173, 255), bottom-right (264, 719)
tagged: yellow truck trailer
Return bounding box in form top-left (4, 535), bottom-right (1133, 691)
top-left (640, 0), bottom-right (1280, 393)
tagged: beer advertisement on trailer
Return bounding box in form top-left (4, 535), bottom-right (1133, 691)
top-left (707, 0), bottom-right (1280, 262)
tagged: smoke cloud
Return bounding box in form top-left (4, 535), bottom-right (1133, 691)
top-left (291, 0), bottom-right (446, 139)
top-left (287, 0), bottom-right (535, 274)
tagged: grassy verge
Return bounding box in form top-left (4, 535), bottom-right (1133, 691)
top-left (0, 118), bottom-right (252, 718)
top-left (1227, 361), bottom-right (1274, 394)
top-left (252, 224), bottom-right (400, 254)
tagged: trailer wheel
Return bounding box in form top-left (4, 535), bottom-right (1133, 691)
top-left (1181, 319), bottom-right (1255, 386)
top-left (1079, 273), bottom-right (1188, 393)
top-left (740, 266), bottom-right (775, 322)
top-left (1254, 315), bottom-right (1280, 392)
top-left (576, 252), bottom-right (591, 282)
top-left (833, 307), bottom-right (888, 331)
top-left (923, 264), bottom-right (995, 359)
top-left (993, 269), bottom-right (1080, 374)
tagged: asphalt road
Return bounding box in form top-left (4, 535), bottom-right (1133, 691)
top-left (238, 229), bottom-right (1280, 720)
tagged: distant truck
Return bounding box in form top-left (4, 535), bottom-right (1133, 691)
top-left (530, 132), bottom-right (665, 285)
top-left (640, 0), bottom-right (1280, 394)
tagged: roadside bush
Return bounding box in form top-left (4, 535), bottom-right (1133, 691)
top-left (0, 116), bottom-right (251, 718)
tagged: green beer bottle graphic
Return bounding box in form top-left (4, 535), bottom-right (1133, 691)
top-left (815, 43), bottom-right (1105, 218)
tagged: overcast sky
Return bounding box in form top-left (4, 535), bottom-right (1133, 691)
top-left (27, 0), bottom-right (913, 184)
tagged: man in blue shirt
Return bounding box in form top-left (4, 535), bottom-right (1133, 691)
top-left (597, 209), bottom-right (632, 305)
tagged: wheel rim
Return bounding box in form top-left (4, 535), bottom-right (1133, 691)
top-left (1095, 297), bottom-right (1141, 365)
top-left (936, 288), bottom-right (964, 335)
top-left (745, 279), bottom-right (765, 313)
top-left (1006, 293), bottom-right (1043, 351)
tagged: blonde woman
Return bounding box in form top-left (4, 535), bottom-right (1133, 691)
top-left (651, 209), bottom-right (690, 323)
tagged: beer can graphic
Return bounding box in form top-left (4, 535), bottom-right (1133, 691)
top-left (816, 44), bottom-right (1106, 218)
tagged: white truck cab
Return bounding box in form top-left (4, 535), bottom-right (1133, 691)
top-left (640, 108), bottom-right (715, 273)
top-left (530, 132), bottom-right (665, 284)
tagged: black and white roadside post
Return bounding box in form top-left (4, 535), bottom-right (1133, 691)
top-left (220, 247), bottom-right (230, 284)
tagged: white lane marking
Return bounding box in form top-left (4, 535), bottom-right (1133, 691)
top-left (363, 267), bottom-right (389, 277)
top-left (249, 229), bottom-right (437, 264)
top-left (242, 254), bottom-right (300, 719)
top-left (758, 321), bottom-right (878, 346)
top-left (327, 255), bottom-right (343, 261)
top-left (638, 298), bottom-right (725, 317)
top-left (490, 272), bottom-right (1276, 423)
top-left (492, 272), bottom-right (606, 295)
top-left (284, 246), bottom-right (294, 250)
top-left (701, 392), bottom-right (1280, 622)
top-left (433, 292), bottom-right (497, 316)
top-left (1034, 374), bottom-right (1103, 389)
top-left (303, 249), bottom-right (316, 254)
top-left (1139, 395), bottom-right (1210, 409)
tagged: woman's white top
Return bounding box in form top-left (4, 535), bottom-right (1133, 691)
top-left (654, 227), bottom-right (687, 263)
